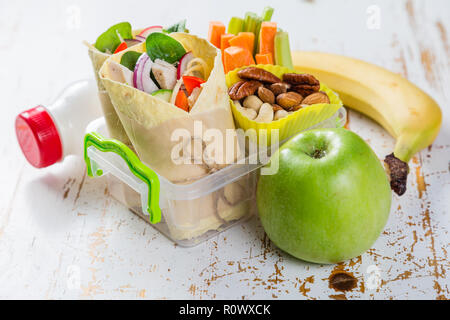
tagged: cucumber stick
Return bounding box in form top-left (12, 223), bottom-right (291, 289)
top-left (274, 31), bottom-right (293, 69)
top-left (151, 89), bottom-right (173, 102)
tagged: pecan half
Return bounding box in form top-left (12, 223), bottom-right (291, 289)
top-left (283, 73), bottom-right (320, 86)
top-left (228, 80), bottom-right (262, 100)
top-left (291, 84), bottom-right (321, 97)
top-left (283, 73), bottom-right (320, 97)
top-left (384, 153), bottom-right (409, 196)
top-left (237, 67), bottom-right (281, 84)
top-left (228, 81), bottom-right (245, 100)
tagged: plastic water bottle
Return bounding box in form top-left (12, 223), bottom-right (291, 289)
top-left (15, 79), bottom-right (102, 168)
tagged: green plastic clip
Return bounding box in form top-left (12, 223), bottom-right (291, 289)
top-left (84, 132), bottom-right (161, 224)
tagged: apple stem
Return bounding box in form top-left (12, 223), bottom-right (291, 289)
top-left (311, 149), bottom-right (326, 159)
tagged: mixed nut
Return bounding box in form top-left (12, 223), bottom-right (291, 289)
top-left (228, 67), bottom-right (331, 123)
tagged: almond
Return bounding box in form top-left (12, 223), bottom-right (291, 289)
top-left (301, 92), bottom-right (330, 105)
top-left (257, 86), bottom-right (275, 104)
top-left (276, 92), bottom-right (303, 109)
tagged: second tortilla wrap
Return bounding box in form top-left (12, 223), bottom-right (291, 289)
top-left (85, 29), bottom-right (145, 146)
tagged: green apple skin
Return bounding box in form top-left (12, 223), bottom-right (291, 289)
top-left (257, 128), bottom-right (391, 264)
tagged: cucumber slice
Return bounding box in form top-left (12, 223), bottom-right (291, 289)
top-left (151, 89), bottom-right (173, 102)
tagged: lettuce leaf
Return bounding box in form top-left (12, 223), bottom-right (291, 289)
top-left (94, 22), bottom-right (132, 53)
top-left (146, 32), bottom-right (186, 64)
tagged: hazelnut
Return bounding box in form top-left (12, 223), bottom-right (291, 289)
top-left (269, 82), bottom-right (290, 96)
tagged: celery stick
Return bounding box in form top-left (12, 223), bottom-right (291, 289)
top-left (243, 12), bottom-right (252, 32)
top-left (243, 12), bottom-right (261, 54)
top-left (274, 31), bottom-right (293, 69)
top-left (254, 16), bottom-right (263, 54)
top-left (261, 6), bottom-right (274, 21)
top-left (228, 17), bottom-right (244, 35)
top-left (244, 12), bottom-right (258, 33)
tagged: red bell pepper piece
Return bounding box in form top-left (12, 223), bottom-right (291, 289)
top-left (114, 42), bottom-right (128, 54)
top-left (174, 90), bottom-right (189, 112)
top-left (182, 76), bottom-right (205, 95)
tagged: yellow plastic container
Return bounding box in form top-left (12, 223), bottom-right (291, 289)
top-left (226, 64), bottom-right (343, 145)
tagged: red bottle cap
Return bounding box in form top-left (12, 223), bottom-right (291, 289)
top-left (15, 106), bottom-right (63, 168)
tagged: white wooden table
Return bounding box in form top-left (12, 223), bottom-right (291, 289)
top-left (0, 0), bottom-right (448, 299)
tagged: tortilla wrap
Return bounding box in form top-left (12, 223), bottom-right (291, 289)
top-left (99, 33), bottom-right (249, 240)
top-left (85, 29), bottom-right (144, 145)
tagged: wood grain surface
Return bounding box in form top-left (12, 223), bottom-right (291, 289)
top-left (0, 0), bottom-right (448, 299)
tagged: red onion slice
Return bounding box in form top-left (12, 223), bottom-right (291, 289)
top-left (177, 51), bottom-right (194, 79)
top-left (133, 53), bottom-right (158, 94)
top-left (138, 26), bottom-right (163, 38)
top-left (124, 38), bottom-right (142, 47)
top-left (135, 35), bottom-right (146, 42)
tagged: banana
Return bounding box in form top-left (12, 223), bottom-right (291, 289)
top-left (292, 51), bottom-right (442, 195)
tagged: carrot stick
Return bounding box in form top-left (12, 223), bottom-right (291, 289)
top-left (228, 32), bottom-right (255, 53)
top-left (259, 21), bottom-right (277, 58)
top-left (255, 53), bottom-right (273, 65)
top-left (208, 21), bottom-right (226, 48)
top-left (223, 46), bottom-right (255, 73)
top-left (220, 33), bottom-right (234, 63)
top-left (221, 33), bottom-right (234, 50)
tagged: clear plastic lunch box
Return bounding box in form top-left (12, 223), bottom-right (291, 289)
top-left (84, 107), bottom-right (346, 247)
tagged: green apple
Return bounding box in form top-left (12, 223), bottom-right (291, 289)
top-left (257, 128), bottom-right (391, 264)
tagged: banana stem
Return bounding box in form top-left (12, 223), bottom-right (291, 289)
top-left (384, 153), bottom-right (409, 196)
